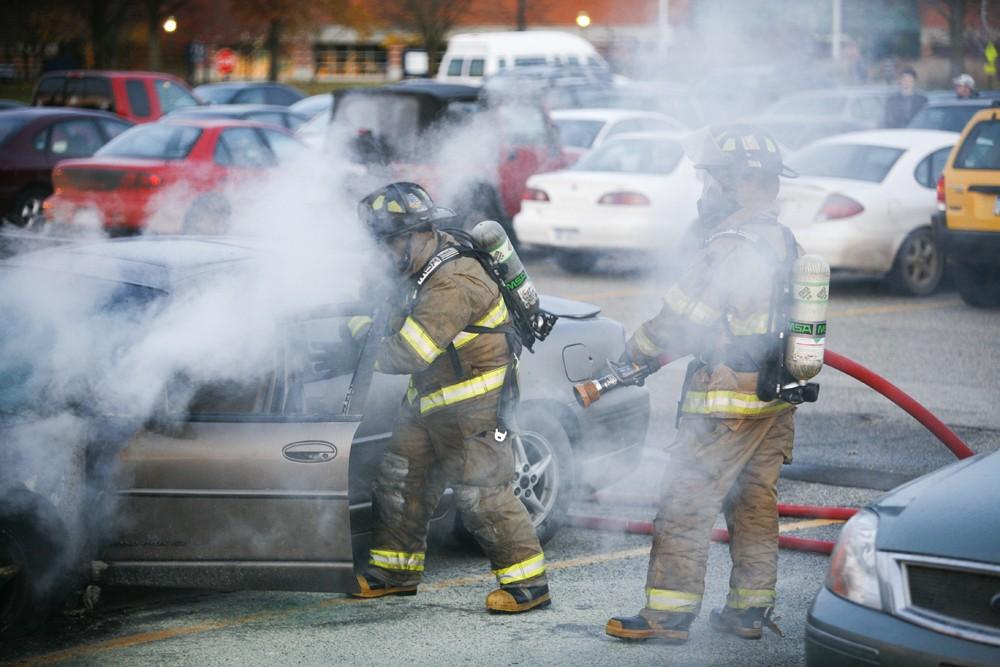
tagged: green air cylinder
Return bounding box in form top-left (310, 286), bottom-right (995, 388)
top-left (470, 220), bottom-right (540, 315)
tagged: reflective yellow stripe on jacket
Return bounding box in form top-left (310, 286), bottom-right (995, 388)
top-left (369, 549), bottom-right (425, 572)
top-left (646, 587), bottom-right (701, 613)
top-left (681, 390), bottom-right (791, 417)
top-left (664, 284), bottom-right (720, 327)
top-left (451, 299), bottom-right (509, 349)
top-left (493, 552), bottom-right (545, 585)
top-left (419, 366), bottom-right (507, 414)
top-left (399, 316), bottom-right (443, 364)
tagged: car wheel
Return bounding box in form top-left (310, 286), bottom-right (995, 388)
top-left (182, 195), bottom-right (231, 235)
top-left (888, 228), bottom-right (943, 296)
top-left (953, 261), bottom-right (1000, 307)
top-left (511, 407), bottom-right (575, 545)
top-left (0, 518), bottom-right (59, 639)
top-left (556, 250), bottom-right (599, 273)
top-left (7, 187), bottom-right (50, 230)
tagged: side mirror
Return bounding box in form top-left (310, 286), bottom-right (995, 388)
top-left (562, 343), bottom-right (595, 383)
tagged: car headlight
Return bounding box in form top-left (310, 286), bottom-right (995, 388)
top-left (826, 509), bottom-right (882, 610)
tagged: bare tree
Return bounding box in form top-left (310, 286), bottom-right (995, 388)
top-left (930, 0), bottom-right (972, 78)
top-left (375, 0), bottom-right (473, 75)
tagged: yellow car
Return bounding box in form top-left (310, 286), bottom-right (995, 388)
top-left (933, 104), bottom-right (1000, 306)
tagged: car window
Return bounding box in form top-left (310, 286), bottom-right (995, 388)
top-left (34, 76), bottom-right (66, 106)
top-left (215, 127), bottom-right (275, 167)
top-left (31, 128), bottom-right (49, 152)
top-left (497, 57), bottom-right (506, 69)
top-left (469, 59), bottom-right (485, 77)
top-left (181, 374), bottom-right (277, 416)
top-left (332, 93), bottom-right (421, 159)
top-left (234, 88), bottom-right (268, 105)
top-left (788, 143), bottom-right (905, 183)
top-left (154, 79), bottom-right (199, 113)
top-left (850, 96), bottom-right (884, 122)
top-left (514, 56), bottom-right (547, 67)
top-left (284, 112), bottom-right (307, 131)
top-left (264, 87), bottom-right (297, 105)
top-left (909, 105), bottom-right (982, 133)
top-left (247, 111), bottom-right (285, 128)
top-left (99, 118), bottom-right (132, 140)
top-left (498, 105), bottom-right (549, 145)
top-left (567, 56), bottom-right (580, 65)
top-left (953, 119), bottom-right (1000, 169)
top-left (126, 80), bottom-right (152, 118)
top-left (605, 118), bottom-right (654, 138)
top-left (288, 315), bottom-right (369, 416)
top-left (0, 116), bottom-right (29, 146)
top-left (260, 128), bottom-right (304, 163)
top-left (914, 147), bottom-right (953, 188)
top-left (194, 86), bottom-right (236, 104)
top-left (446, 58), bottom-right (464, 76)
top-left (573, 138), bottom-right (684, 174)
top-left (97, 123), bottom-right (202, 159)
top-left (80, 77), bottom-right (114, 112)
top-left (553, 119), bottom-right (604, 149)
top-left (48, 119), bottom-right (105, 157)
top-left (64, 78), bottom-right (84, 107)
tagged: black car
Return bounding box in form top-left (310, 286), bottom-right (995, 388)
top-left (806, 449), bottom-right (1000, 666)
top-left (166, 104), bottom-right (309, 131)
top-left (0, 108), bottom-right (132, 227)
top-left (908, 96), bottom-right (1000, 133)
top-left (194, 82), bottom-right (305, 107)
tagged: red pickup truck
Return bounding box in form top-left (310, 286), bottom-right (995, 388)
top-left (32, 71), bottom-right (201, 124)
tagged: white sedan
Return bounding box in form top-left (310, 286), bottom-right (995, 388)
top-left (780, 129), bottom-right (957, 295)
top-left (551, 108), bottom-right (687, 160)
top-left (513, 131), bottom-right (700, 272)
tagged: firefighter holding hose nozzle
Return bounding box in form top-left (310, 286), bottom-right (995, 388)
top-left (604, 125), bottom-right (829, 644)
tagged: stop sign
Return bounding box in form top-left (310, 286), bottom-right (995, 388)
top-left (215, 48), bottom-right (236, 76)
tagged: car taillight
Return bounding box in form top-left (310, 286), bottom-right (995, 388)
top-left (120, 172), bottom-right (162, 188)
top-left (52, 167), bottom-right (65, 194)
top-left (598, 192), bottom-right (650, 206)
top-left (936, 174), bottom-right (945, 210)
top-left (818, 193), bottom-right (864, 220)
top-left (523, 188), bottom-right (549, 202)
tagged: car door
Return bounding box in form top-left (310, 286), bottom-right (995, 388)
top-left (104, 306), bottom-right (379, 592)
top-left (213, 126), bottom-right (277, 184)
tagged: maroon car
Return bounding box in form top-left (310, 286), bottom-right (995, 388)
top-left (0, 108), bottom-right (133, 228)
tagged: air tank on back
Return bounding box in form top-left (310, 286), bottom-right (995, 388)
top-left (785, 254), bottom-right (830, 382)
top-left (470, 220), bottom-right (540, 316)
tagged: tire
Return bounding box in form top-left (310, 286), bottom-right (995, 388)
top-left (953, 261), bottom-right (1000, 307)
top-left (6, 187), bottom-right (50, 230)
top-left (0, 517), bottom-right (61, 639)
top-left (182, 195), bottom-right (231, 235)
top-left (887, 228), bottom-right (943, 296)
top-left (556, 250), bottom-right (599, 274)
top-left (511, 407), bottom-right (575, 545)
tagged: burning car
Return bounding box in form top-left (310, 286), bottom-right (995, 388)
top-left (0, 236), bottom-right (648, 637)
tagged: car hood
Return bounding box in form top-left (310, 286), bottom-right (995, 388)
top-left (539, 295), bottom-right (600, 319)
top-left (874, 450), bottom-right (1000, 564)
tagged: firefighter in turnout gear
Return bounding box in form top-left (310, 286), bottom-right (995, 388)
top-left (605, 126), bottom-right (801, 643)
top-left (352, 182), bottom-right (550, 613)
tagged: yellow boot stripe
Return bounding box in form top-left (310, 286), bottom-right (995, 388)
top-left (646, 588), bottom-right (702, 612)
top-left (493, 553), bottom-right (546, 585)
top-left (369, 549), bottom-right (425, 572)
top-left (727, 588), bottom-right (775, 609)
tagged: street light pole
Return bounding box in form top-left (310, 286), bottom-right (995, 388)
top-left (832, 0), bottom-right (842, 61)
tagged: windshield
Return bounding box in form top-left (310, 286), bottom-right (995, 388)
top-left (554, 119), bottom-right (604, 149)
top-left (194, 86), bottom-right (237, 104)
top-left (573, 138), bottom-right (684, 174)
top-left (96, 123), bottom-right (201, 159)
top-left (788, 143), bottom-right (904, 183)
top-left (909, 105), bottom-right (981, 133)
top-left (333, 93), bottom-right (421, 159)
top-left (769, 95), bottom-right (847, 116)
top-left (0, 116), bottom-right (28, 146)
top-left (155, 79), bottom-right (200, 113)
top-left (954, 120), bottom-right (1000, 169)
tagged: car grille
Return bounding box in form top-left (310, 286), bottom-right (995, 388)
top-left (881, 552), bottom-right (1000, 647)
top-left (907, 565), bottom-right (1000, 631)
top-left (61, 169), bottom-right (124, 191)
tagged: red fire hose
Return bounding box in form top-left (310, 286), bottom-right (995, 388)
top-left (568, 349), bottom-right (974, 556)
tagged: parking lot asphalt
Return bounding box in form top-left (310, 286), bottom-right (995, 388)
top-left (2, 255), bottom-right (997, 667)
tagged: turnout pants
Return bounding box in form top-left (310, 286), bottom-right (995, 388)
top-left (367, 394), bottom-right (546, 589)
top-left (644, 410), bottom-right (794, 616)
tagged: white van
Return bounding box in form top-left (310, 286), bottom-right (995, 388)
top-left (436, 31), bottom-right (608, 86)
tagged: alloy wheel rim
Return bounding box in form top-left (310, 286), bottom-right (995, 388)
top-left (511, 431), bottom-right (559, 527)
top-left (903, 236), bottom-right (939, 287)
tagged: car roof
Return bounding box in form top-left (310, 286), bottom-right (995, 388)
top-left (810, 128), bottom-right (958, 150)
top-left (3, 236), bottom-right (259, 291)
top-left (920, 97), bottom-right (998, 108)
top-left (381, 81), bottom-right (480, 101)
top-left (161, 117), bottom-right (286, 130)
top-left (551, 108), bottom-right (666, 122)
top-left (40, 70), bottom-right (181, 80)
top-left (0, 107), bottom-right (131, 122)
top-left (601, 130), bottom-right (688, 142)
top-left (170, 104), bottom-right (297, 115)
top-left (778, 86), bottom-right (894, 97)
top-left (195, 81), bottom-right (297, 90)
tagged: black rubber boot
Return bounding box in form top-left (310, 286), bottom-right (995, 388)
top-left (486, 584), bottom-right (551, 613)
top-left (350, 573), bottom-right (418, 599)
top-left (709, 606), bottom-right (783, 639)
top-left (605, 611), bottom-right (694, 643)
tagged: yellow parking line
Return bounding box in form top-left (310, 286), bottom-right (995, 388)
top-left (16, 519), bottom-right (835, 665)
